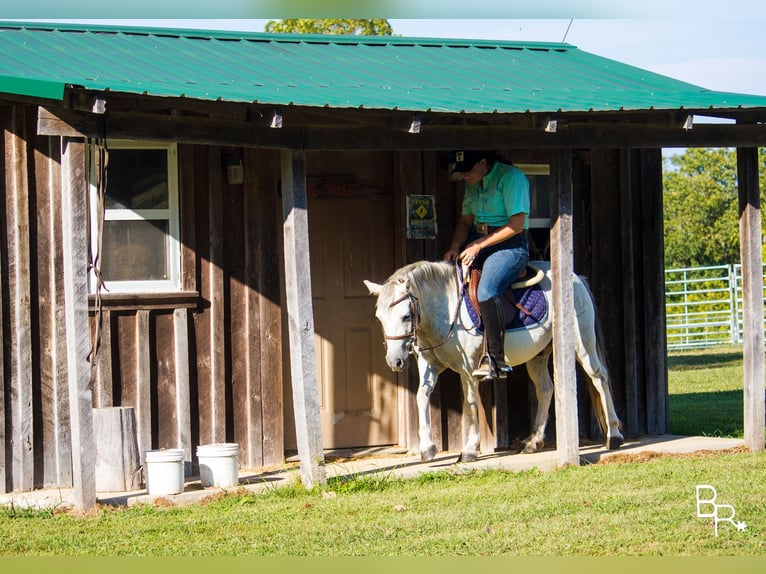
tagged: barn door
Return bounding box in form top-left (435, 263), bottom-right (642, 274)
top-left (305, 193), bottom-right (398, 449)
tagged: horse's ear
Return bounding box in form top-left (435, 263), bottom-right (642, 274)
top-left (363, 280), bottom-right (382, 295)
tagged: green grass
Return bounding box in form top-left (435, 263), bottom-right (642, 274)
top-left (2, 451), bottom-right (765, 556)
top-left (2, 346), bottom-right (763, 556)
top-left (668, 345), bottom-right (745, 437)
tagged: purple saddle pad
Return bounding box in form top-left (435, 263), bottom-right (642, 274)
top-left (458, 264), bottom-right (547, 331)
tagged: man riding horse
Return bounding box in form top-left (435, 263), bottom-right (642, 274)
top-left (443, 150), bottom-right (530, 382)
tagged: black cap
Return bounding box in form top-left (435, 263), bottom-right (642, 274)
top-left (450, 150), bottom-right (488, 173)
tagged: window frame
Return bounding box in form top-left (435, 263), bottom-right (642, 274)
top-left (516, 163), bottom-right (551, 229)
top-left (88, 140), bottom-right (181, 294)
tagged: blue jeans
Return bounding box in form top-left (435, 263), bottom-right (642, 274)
top-left (469, 232), bottom-right (529, 303)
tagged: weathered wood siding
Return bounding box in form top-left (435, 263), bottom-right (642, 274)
top-left (1, 104), bottom-right (284, 491)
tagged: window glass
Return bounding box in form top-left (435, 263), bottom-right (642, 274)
top-left (101, 220), bottom-right (169, 281)
top-left (105, 149), bottom-right (169, 210)
top-left (89, 141), bottom-right (179, 293)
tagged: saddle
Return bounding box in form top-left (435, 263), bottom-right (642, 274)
top-left (466, 264), bottom-right (547, 330)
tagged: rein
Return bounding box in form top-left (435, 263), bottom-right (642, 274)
top-left (382, 264), bottom-right (466, 353)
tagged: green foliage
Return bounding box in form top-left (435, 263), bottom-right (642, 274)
top-left (264, 19), bottom-right (394, 36)
top-left (663, 147), bottom-right (766, 268)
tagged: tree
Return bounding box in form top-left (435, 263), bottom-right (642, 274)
top-left (264, 19), bottom-right (394, 36)
top-left (663, 147), bottom-right (766, 269)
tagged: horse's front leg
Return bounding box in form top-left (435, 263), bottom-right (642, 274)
top-left (458, 374), bottom-right (481, 462)
top-left (415, 354), bottom-right (441, 462)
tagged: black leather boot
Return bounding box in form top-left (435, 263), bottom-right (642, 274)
top-left (472, 297), bottom-right (512, 381)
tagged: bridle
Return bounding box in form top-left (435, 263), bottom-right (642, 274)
top-left (381, 264), bottom-right (465, 354)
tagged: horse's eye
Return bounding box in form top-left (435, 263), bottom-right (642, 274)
top-left (402, 313), bottom-right (412, 323)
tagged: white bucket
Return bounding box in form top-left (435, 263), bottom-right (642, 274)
top-left (197, 443), bottom-right (240, 488)
top-left (144, 449), bottom-right (185, 495)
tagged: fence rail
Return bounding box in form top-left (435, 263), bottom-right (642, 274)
top-left (665, 263), bottom-right (766, 350)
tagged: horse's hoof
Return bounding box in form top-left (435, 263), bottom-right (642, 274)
top-left (420, 444), bottom-right (437, 462)
top-left (522, 440), bottom-right (543, 454)
top-left (458, 450), bottom-right (478, 463)
top-left (608, 436), bottom-right (624, 450)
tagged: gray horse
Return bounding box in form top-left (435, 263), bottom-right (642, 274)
top-left (364, 260), bottom-right (623, 462)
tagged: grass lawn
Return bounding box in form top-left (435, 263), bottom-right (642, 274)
top-left (1, 345), bottom-right (763, 556)
top-left (667, 345), bottom-right (746, 437)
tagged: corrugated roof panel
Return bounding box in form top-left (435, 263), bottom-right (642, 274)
top-left (1, 21), bottom-right (766, 114)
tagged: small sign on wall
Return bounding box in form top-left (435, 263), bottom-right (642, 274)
top-left (406, 194), bottom-right (437, 239)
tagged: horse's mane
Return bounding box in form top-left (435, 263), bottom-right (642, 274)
top-left (378, 260), bottom-right (455, 307)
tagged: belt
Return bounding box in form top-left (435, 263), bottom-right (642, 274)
top-left (474, 223), bottom-right (529, 237)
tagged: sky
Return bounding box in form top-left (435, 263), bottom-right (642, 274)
top-left (30, 17), bottom-right (766, 103)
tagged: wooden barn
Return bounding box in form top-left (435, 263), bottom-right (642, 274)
top-left (1, 22), bottom-right (765, 506)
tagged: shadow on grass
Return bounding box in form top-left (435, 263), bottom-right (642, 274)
top-left (669, 389), bottom-right (743, 437)
top-left (667, 350), bottom-right (743, 371)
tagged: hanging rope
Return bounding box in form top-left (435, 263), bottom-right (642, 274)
top-left (86, 127), bottom-right (109, 382)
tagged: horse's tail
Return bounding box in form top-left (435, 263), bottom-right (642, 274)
top-left (579, 276), bottom-right (616, 438)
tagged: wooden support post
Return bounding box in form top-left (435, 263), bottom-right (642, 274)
top-left (61, 137), bottom-right (96, 510)
top-left (281, 150), bottom-right (325, 488)
top-left (737, 147), bottom-right (765, 453)
top-left (550, 149), bottom-right (579, 467)
top-left (5, 108), bottom-right (34, 490)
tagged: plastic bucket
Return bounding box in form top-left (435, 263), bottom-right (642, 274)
top-left (144, 449), bottom-right (185, 495)
top-left (197, 443), bottom-right (240, 488)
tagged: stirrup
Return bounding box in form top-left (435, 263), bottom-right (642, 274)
top-left (472, 354), bottom-right (510, 382)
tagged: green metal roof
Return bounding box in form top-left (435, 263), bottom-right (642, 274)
top-left (2, 21), bottom-right (766, 115)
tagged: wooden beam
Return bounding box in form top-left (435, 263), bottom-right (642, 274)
top-left (737, 147), bottom-right (765, 453)
top-left (5, 107), bottom-right (34, 490)
top-left (61, 137), bottom-right (96, 511)
top-left (550, 149), bottom-right (579, 467)
top-left (280, 150), bottom-right (326, 488)
top-left (37, 106), bottom-right (766, 151)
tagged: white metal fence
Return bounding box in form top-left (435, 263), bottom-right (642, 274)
top-left (665, 263), bottom-right (766, 350)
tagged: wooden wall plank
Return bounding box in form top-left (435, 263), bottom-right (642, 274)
top-left (60, 136), bottom-right (95, 510)
top-left (207, 148), bottom-right (227, 444)
top-left (0, 107), bottom-right (6, 492)
top-left (35, 134), bottom-right (72, 486)
top-left (281, 149), bottom-right (325, 488)
top-left (155, 311), bottom-right (177, 450)
top-left (135, 309), bottom-right (152, 458)
top-left (178, 145), bottom-right (197, 293)
top-left (550, 149), bottom-right (579, 467)
top-left (173, 308), bottom-right (192, 471)
top-left (94, 310), bottom-right (114, 407)
top-left (6, 107), bottom-right (35, 490)
top-left (254, 149), bottom-right (283, 467)
top-left (228, 156), bottom-right (251, 464)
top-left (737, 146), bottom-right (765, 453)
top-left (619, 150), bottom-right (640, 436)
top-left (639, 149), bottom-right (668, 435)
top-left (242, 148), bottom-right (263, 468)
top-left (191, 146), bottom-right (212, 445)
top-left (588, 150), bottom-right (627, 430)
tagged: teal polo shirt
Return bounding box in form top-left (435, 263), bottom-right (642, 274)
top-left (461, 162), bottom-right (530, 228)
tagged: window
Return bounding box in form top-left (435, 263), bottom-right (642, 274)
top-left (89, 141), bottom-right (180, 293)
top-left (516, 163), bottom-right (551, 229)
